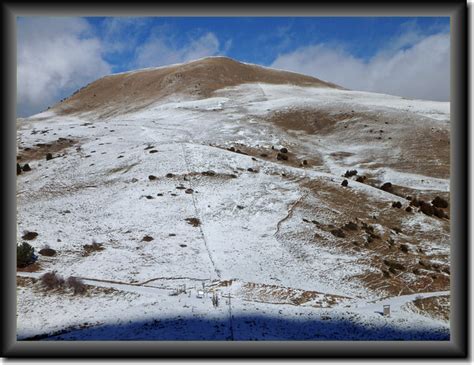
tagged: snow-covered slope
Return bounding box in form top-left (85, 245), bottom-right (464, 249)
top-left (16, 57), bottom-right (450, 340)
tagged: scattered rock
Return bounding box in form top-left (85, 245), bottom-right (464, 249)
top-left (419, 259), bottom-right (431, 268)
top-left (169, 233), bottom-right (176, 237)
top-left (180, 244), bottom-right (187, 248)
top-left (237, 205), bottom-right (244, 209)
top-left (410, 198), bottom-right (421, 207)
top-left (405, 206), bottom-right (413, 213)
top-left (260, 153), bottom-right (268, 158)
top-left (22, 163), bottom-right (31, 172)
top-left (432, 196), bottom-right (448, 208)
top-left (330, 229), bottom-right (346, 238)
top-left (434, 207), bottom-right (447, 219)
top-left (344, 170), bottom-right (358, 178)
top-left (280, 147), bottom-right (288, 153)
top-left (380, 182), bottom-right (393, 192)
top-left (419, 201), bottom-right (434, 216)
top-left (383, 259), bottom-right (406, 271)
top-left (341, 179), bottom-right (348, 187)
top-left (229, 174), bottom-right (238, 178)
top-left (277, 153), bottom-right (288, 161)
top-left (165, 173), bottom-right (174, 178)
top-left (148, 175), bottom-right (157, 181)
top-left (149, 150), bottom-right (158, 154)
top-left (400, 244), bottom-right (409, 253)
top-left (392, 201), bottom-right (402, 209)
top-left (157, 193), bottom-right (163, 196)
top-left (355, 176), bottom-right (366, 183)
top-left (22, 231), bottom-right (38, 240)
top-left (131, 178), bottom-right (138, 183)
top-left (46, 153), bottom-right (53, 161)
top-left (202, 170), bottom-right (216, 176)
top-left (39, 248), bottom-right (57, 256)
top-left (343, 221), bottom-right (358, 231)
top-left (17, 163), bottom-right (22, 175)
top-left (145, 195), bottom-right (154, 199)
top-left (302, 160), bottom-right (308, 165)
top-left (142, 235), bottom-right (154, 242)
top-left (185, 188), bottom-right (194, 194)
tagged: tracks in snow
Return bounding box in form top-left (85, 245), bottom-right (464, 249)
top-left (180, 141), bottom-right (222, 280)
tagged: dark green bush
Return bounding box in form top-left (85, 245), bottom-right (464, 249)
top-left (17, 242), bottom-right (35, 268)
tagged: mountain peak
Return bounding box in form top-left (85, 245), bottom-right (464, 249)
top-left (52, 56), bottom-right (340, 117)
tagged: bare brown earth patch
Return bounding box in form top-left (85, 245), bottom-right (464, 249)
top-left (17, 262), bottom-right (42, 273)
top-left (267, 108), bottom-right (361, 135)
top-left (286, 178), bottom-right (450, 297)
top-left (265, 107), bottom-right (449, 179)
top-left (408, 295), bottom-right (450, 322)
top-left (52, 57), bottom-right (340, 118)
top-left (17, 138), bottom-right (78, 162)
top-left (212, 143), bottom-right (324, 169)
top-left (241, 282), bottom-right (349, 307)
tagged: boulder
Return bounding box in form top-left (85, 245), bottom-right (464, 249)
top-left (344, 170), bottom-right (358, 178)
top-left (432, 196), bottom-right (449, 208)
top-left (380, 182), bottom-right (393, 192)
top-left (419, 201), bottom-right (434, 216)
top-left (39, 248), bottom-right (57, 256)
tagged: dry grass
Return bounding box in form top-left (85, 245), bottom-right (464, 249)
top-left (17, 138), bottom-right (78, 162)
top-left (52, 57), bottom-right (340, 118)
top-left (411, 295), bottom-right (450, 321)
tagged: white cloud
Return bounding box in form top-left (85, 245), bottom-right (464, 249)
top-left (271, 32), bottom-right (450, 101)
top-left (134, 31), bottom-right (221, 68)
top-left (17, 17), bottom-right (111, 117)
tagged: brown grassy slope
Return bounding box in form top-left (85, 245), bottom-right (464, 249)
top-left (52, 57), bottom-right (341, 117)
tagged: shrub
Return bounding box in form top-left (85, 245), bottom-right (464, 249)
top-left (17, 242), bottom-right (35, 268)
top-left (83, 240), bottom-right (104, 256)
top-left (40, 271), bottom-right (65, 290)
top-left (66, 276), bottom-right (87, 295)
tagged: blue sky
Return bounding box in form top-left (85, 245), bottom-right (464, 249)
top-left (17, 16), bottom-right (450, 117)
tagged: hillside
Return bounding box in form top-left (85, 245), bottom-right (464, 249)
top-left (16, 57), bottom-right (450, 340)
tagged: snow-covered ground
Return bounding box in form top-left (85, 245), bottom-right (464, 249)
top-left (16, 79), bottom-right (450, 340)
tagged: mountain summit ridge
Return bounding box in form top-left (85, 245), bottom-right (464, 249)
top-left (51, 56), bottom-right (341, 117)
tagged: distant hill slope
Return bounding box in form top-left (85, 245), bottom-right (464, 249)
top-left (51, 56), bottom-right (341, 117)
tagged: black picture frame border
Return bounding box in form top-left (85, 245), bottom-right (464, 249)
top-left (2, 0), bottom-right (469, 359)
